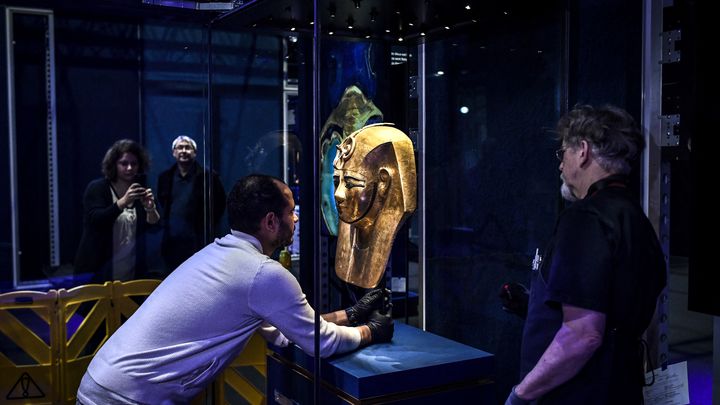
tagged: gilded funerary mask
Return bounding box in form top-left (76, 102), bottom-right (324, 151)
top-left (333, 124), bottom-right (416, 288)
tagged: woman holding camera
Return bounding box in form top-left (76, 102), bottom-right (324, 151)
top-left (74, 139), bottom-right (159, 283)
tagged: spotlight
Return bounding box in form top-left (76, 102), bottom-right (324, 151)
top-left (354, 0), bottom-right (361, 9)
top-left (328, 2), bottom-right (336, 18)
top-left (347, 16), bottom-right (354, 29)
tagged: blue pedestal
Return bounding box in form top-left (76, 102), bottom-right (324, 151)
top-left (268, 323), bottom-right (495, 404)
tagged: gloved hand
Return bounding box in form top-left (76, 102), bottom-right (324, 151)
top-left (366, 310), bottom-right (394, 343)
top-left (504, 386), bottom-right (530, 405)
top-left (345, 288), bottom-right (388, 326)
top-left (498, 282), bottom-right (529, 319)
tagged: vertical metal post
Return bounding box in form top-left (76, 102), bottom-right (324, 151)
top-left (312, 0), bottom-right (321, 402)
top-left (642, 0), bottom-right (668, 369)
top-left (714, 317), bottom-right (720, 405)
top-left (46, 12), bottom-right (59, 269)
top-left (7, 7), bottom-right (57, 288)
top-left (416, 42), bottom-right (426, 330)
top-left (5, 8), bottom-right (20, 287)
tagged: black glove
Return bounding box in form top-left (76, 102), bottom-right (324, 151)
top-left (366, 310), bottom-right (394, 343)
top-left (504, 386), bottom-right (530, 405)
top-left (345, 288), bottom-right (388, 326)
top-left (498, 282), bottom-right (529, 319)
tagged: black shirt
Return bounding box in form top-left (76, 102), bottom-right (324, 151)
top-left (520, 175), bottom-right (667, 404)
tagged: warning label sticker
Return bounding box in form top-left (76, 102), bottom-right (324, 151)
top-left (6, 372), bottom-right (45, 400)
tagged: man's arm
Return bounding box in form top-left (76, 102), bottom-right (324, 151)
top-left (322, 310), bottom-right (349, 326)
top-left (515, 304), bottom-right (605, 400)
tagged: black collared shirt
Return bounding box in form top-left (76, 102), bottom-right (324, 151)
top-left (520, 175), bottom-right (666, 404)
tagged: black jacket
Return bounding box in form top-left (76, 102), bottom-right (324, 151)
top-left (74, 178), bottom-right (152, 281)
top-left (157, 161), bottom-right (226, 250)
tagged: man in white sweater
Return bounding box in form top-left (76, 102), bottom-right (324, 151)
top-left (77, 174), bottom-right (393, 404)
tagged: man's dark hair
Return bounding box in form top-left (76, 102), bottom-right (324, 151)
top-left (556, 104), bottom-right (644, 174)
top-left (101, 139), bottom-right (150, 180)
top-left (228, 174), bottom-right (288, 233)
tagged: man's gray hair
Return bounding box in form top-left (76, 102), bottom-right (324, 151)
top-left (171, 135), bottom-right (197, 151)
top-left (556, 104), bottom-right (643, 175)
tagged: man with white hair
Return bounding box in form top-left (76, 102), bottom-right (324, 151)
top-left (505, 105), bottom-right (666, 405)
top-left (157, 135), bottom-right (227, 272)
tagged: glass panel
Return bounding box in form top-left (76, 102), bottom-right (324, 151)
top-left (54, 13), bottom-right (143, 286)
top-left (208, 16), bottom-right (291, 243)
top-left (422, 6), bottom-right (565, 397)
top-left (141, 19), bottom-right (210, 276)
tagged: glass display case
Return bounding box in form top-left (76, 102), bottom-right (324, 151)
top-left (1, 0), bottom-right (655, 402)
top-left (203, 0), bottom-right (572, 401)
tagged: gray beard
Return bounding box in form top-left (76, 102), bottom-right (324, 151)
top-left (561, 182), bottom-right (578, 202)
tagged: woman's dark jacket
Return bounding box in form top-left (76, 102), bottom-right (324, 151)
top-left (74, 178), bottom-right (152, 282)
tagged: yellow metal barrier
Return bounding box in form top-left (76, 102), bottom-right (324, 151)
top-left (217, 332), bottom-right (268, 405)
top-left (109, 279), bottom-right (162, 329)
top-left (57, 282), bottom-right (114, 404)
top-left (0, 289), bottom-right (60, 404)
top-left (0, 280), bottom-right (267, 404)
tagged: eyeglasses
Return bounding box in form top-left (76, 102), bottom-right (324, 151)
top-left (174, 144), bottom-right (194, 151)
top-left (555, 148), bottom-right (566, 161)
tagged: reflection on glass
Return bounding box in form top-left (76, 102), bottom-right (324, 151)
top-left (320, 85), bottom-right (384, 236)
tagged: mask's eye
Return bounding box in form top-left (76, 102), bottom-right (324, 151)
top-left (333, 175), bottom-right (340, 189)
top-left (344, 176), bottom-right (365, 189)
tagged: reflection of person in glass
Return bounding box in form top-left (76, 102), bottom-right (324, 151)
top-left (333, 124), bottom-right (416, 288)
top-left (74, 139), bottom-right (160, 282)
top-left (320, 85), bottom-right (384, 236)
top-left (157, 135), bottom-right (226, 273)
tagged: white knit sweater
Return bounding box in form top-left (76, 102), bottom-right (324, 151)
top-left (82, 230), bottom-right (361, 404)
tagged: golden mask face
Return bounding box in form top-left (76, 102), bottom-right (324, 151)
top-left (333, 124), bottom-right (416, 288)
top-left (334, 168), bottom-right (377, 224)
